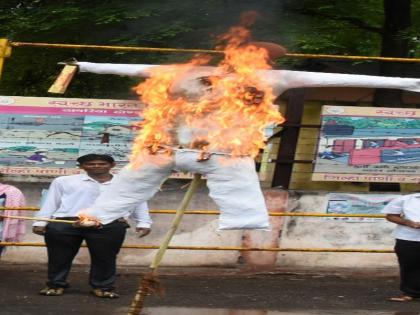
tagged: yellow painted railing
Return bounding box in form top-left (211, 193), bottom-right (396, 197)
top-left (0, 207), bottom-right (386, 218)
top-left (0, 207), bottom-right (392, 253)
top-left (0, 242), bottom-right (393, 253)
top-left (7, 40), bottom-right (420, 63)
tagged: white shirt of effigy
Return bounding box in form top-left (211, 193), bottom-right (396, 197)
top-left (32, 174), bottom-right (151, 228)
top-left (382, 193), bottom-right (420, 241)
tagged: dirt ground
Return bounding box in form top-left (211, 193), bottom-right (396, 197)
top-left (1, 264), bottom-right (420, 315)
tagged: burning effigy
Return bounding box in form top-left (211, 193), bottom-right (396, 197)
top-left (73, 26), bottom-right (420, 230)
top-left (77, 27), bottom-right (287, 230)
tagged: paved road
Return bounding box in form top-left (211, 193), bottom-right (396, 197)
top-left (0, 264), bottom-right (419, 315)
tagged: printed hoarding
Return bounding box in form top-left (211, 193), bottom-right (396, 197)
top-left (325, 193), bottom-right (401, 222)
top-left (0, 96), bottom-right (142, 176)
top-left (312, 105), bottom-right (420, 183)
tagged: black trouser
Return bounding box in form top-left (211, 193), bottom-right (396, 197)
top-left (395, 239), bottom-right (420, 297)
top-left (44, 218), bottom-right (128, 290)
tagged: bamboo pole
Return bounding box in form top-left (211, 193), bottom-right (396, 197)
top-left (0, 214), bottom-right (75, 224)
top-left (0, 207), bottom-right (40, 211)
top-left (147, 211), bottom-right (385, 218)
top-left (0, 38), bottom-right (12, 80)
top-left (10, 41), bottom-right (219, 54)
top-left (1, 207), bottom-right (387, 219)
top-left (127, 173), bottom-right (202, 315)
top-left (9, 41), bottom-right (420, 63)
top-left (0, 242), bottom-right (394, 253)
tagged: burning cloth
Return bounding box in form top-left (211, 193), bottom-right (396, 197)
top-left (74, 30), bottom-right (420, 230)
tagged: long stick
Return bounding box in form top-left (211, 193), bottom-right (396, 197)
top-left (127, 173), bottom-right (202, 315)
top-left (0, 214), bottom-right (75, 224)
top-left (10, 41), bottom-right (420, 63)
top-left (0, 208), bottom-right (388, 218)
top-left (0, 242), bottom-right (395, 253)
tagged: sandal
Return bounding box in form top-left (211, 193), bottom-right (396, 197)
top-left (92, 288), bottom-right (120, 299)
top-left (39, 287), bottom-right (65, 296)
top-left (388, 295), bottom-right (414, 302)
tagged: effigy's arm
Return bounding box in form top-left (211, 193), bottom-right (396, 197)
top-left (261, 69), bottom-right (420, 95)
top-left (75, 62), bottom-right (420, 96)
top-left (76, 62), bottom-right (219, 78)
top-left (75, 62), bottom-right (223, 99)
top-left (76, 62), bottom-right (159, 77)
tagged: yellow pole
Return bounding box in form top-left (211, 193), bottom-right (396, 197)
top-left (1, 207), bottom-right (387, 219)
top-left (9, 41), bottom-right (420, 63)
top-left (0, 214), bottom-right (75, 224)
top-left (10, 41), bottom-right (219, 55)
top-left (0, 242), bottom-right (394, 253)
top-left (0, 38), bottom-right (12, 80)
top-left (150, 174), bottom-right (202, 270)
top-left (127, 174), bottom-right (202, 315)
top-left (0, 207), bottom-right (41, 211)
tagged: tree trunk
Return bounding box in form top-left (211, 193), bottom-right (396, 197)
top-left (373, 0), bottom-right (411, 107)
top-left (371, 0), bottom-right (411, 192)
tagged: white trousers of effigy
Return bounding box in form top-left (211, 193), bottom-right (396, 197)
top-left (86, 150), bottom-right (269, 230)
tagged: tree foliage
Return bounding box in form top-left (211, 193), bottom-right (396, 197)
top-left (283, 0), bottom-right (419, 57)
top-left (0, 0), bottom-right (418, 100)
top-left (0, 0), bottom-right (288, 98)
top-left (283, 0), bottom-right (419, 106)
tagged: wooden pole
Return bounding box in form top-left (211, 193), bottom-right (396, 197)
top-left (127, 173), bottom-right (202, 315)
top-left (0, 38), bottom-right (12, 81)
top-left (0, 242), bottom-right (395, 253)
top-left (0, 214), bottom-right (75, 224)
top-left (0, 208), bottom-right (389, 218)
top-left (271, 89), bottom-right (305, 188)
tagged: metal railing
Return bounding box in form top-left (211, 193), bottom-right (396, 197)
top-left (0, 207), bottom-right (392, 253)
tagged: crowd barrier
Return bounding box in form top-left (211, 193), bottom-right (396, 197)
top-left (0, 207), bottom-right (393, 253)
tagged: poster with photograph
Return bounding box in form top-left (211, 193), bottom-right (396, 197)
top-left (312, 105), bottom-right (420, 183)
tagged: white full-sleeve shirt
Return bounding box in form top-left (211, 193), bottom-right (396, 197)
top-left (33, 174), bottom-right (152, 228)
top-left (381, 193), bottom-right (420, 241)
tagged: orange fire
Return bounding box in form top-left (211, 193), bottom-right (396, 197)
top-left (130, 25), bottom-right (285, 166)
top-left (76, 213), bottom-right (101, 227)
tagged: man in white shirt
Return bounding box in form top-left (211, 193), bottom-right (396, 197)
top-left (32, 154), bottom-right (151, 298)
top-left (382, 193), bottom-right (420, 302)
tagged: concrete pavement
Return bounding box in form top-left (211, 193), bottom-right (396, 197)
top-left (1, 264), bottom-right (419, 315)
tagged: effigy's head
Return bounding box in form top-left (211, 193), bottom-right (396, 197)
top-left (130, 25), bottom-right (286, 165)
top-left (169, 40), bottom-right (287, 102)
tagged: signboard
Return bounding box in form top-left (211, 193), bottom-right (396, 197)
top-left (0, 96), bottom-right (143, 176)
top-left (0, 96), bottom-right (273, 179)
top-left (312, 105), bottom-right (420, 183)
top-left (326, 193), bottom-right (401, 222)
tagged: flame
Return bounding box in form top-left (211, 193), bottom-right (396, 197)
top-left (76, 212), bottom-right (101, 227)
top-left (130, 25), bottom-right (285, 166)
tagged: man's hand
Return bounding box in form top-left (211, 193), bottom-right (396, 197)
top-left (136, 227), bottom-right (151, 238)
top-left (406, 220), bottom-right (420, 229)
top-left (32, 226), bottom-right (46, 236)
top-left (386, 214), bottom-right (420, 229)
